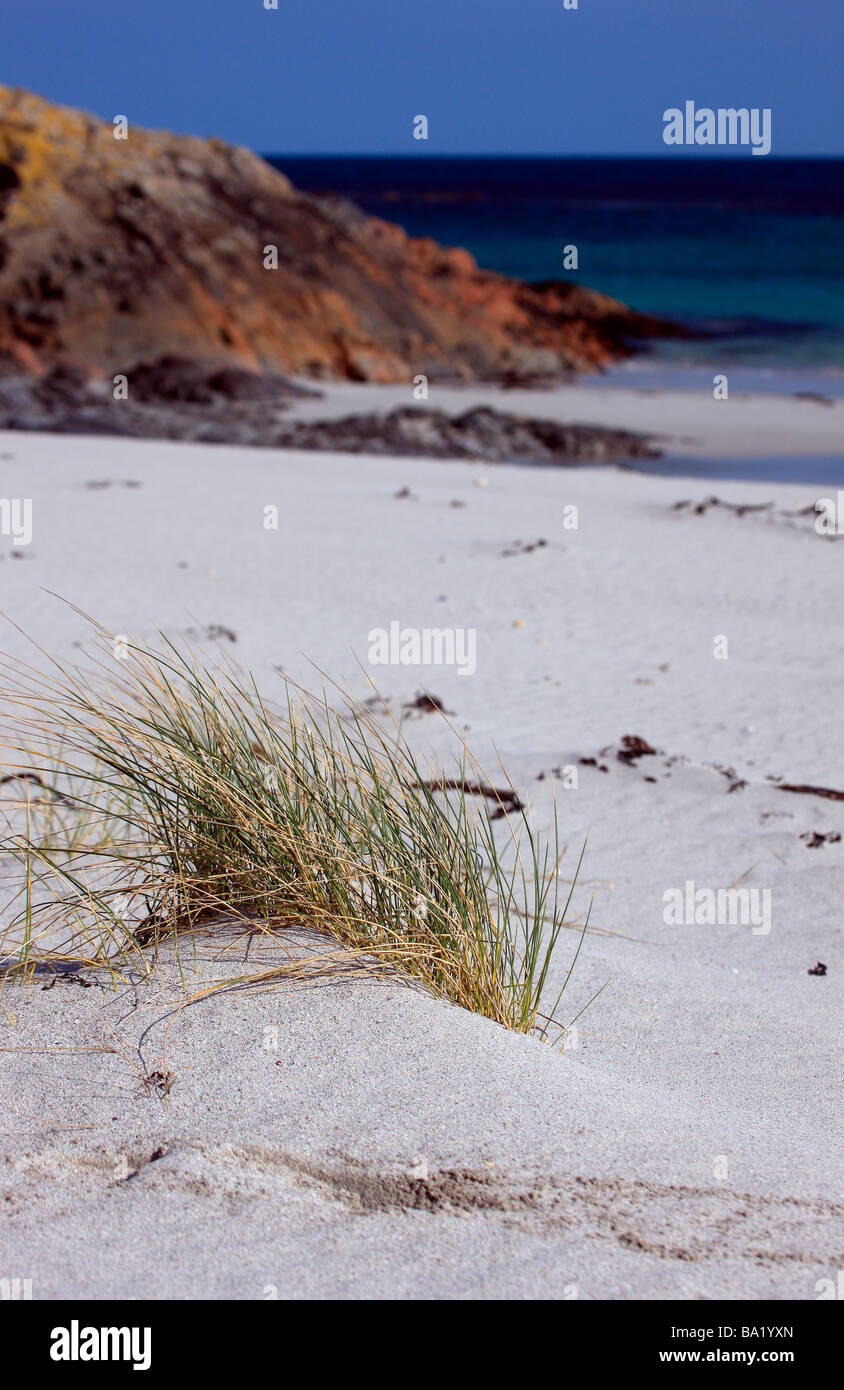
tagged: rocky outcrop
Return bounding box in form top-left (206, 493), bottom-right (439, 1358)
top-left (271, 406), bottom-right (661, 461)
top-left (0, 369), bottom-right (659, 461)
top-left (0, 86), bottom-right (680, 386)
top-left (0, 361), bottom-right (305, 444)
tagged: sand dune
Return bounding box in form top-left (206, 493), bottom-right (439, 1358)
top-left (0, 417), bottom-right (841, 1299)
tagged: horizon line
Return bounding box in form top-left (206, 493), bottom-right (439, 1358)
top-left (261, 150), bottom-right (844, 160)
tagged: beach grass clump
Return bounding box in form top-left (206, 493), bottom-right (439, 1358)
top-left (0, 622), bottom-right (590, 1035)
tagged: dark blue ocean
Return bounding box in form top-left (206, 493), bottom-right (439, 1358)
top-left (266, 156), bottom-right (844, 385)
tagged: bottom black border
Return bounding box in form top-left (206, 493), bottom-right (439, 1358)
top-left (5, 1299), bottom-right (835, 1374)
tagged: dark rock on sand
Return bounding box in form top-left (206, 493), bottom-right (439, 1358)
top-left (0, 380), bottom-right (660, 460)
top-left (273, 406), bottom-right (661, 461)
top-left (0, 359), bottom-right (307, 442)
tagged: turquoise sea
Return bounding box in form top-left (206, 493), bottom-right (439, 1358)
top-left (268, 156), bottom-right (844, 380)
top-left (266, 156), bottom-right (844, 481)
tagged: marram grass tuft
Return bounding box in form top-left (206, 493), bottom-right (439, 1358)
top-left (0, 617), bottom-right (596, 1037)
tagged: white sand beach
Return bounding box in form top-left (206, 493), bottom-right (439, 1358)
top-left (0, 387), bottom-right (842, 1299)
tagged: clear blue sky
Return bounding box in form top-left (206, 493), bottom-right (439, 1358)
top-left (4, 0), bottom-right (842, 155)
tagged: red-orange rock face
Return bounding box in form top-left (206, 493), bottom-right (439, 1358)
top-left (0, 86), bottom-right (676, 383)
